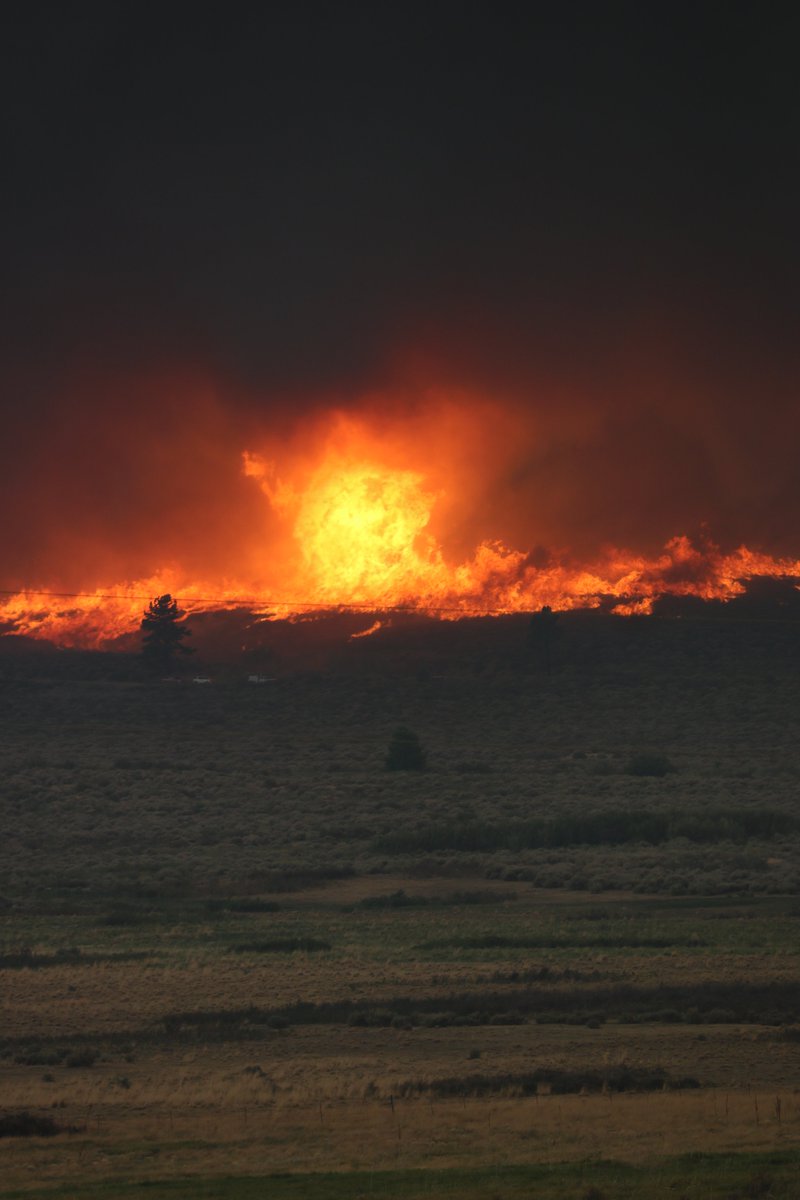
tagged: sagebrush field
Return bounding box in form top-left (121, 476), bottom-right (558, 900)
top-left (1, 612), bottom-right (799, 1197)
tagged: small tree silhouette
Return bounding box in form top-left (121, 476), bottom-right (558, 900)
top-left (385, 727), bottom-right (427, 771)
top-left (528, 605), bottom-right (560, 673)
top-left (141, 594), bottom-right (195, 674)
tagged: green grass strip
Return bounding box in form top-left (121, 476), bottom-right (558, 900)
top-left (4, 1149), bottom-right (800, 1199)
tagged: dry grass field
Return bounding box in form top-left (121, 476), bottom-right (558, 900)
top-left (1, 612), bottom-right (800, 1196)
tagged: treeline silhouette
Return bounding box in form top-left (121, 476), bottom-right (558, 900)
top-left (373, 807), bottom-right (794, 854)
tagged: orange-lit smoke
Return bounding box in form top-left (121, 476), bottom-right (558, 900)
top-left (2, 398), bottom-right (799, 648)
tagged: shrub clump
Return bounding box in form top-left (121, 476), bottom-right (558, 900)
top-left (64, 1050), bottom-right (98, 1068)
top-left (385, 727), bottom-right (427, 771)
top-left (626, 753), bottom-right (676, 777)
top-left (231, 938), bottom-right (330, 954)
top-left (373, 806), bottom-right (792, 855)
top-left (0, 1112), bottom-right (61, 1138)
top-left (397, 1065), bottom-right (699, 1099)
top-left (358, 889), bottom-right (516, 910)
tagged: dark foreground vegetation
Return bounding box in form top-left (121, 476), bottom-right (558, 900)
top-left (2, 1152), bottom-right (800, 1200)
top-left (0, 1111), bottom-right (84, 1138)
top-left (1, 609), bottom-right (799, 901)
top-left (160, 978), bottom-right (800, 1038)
top-left (1, 609), bottom-right (799, 1195)
top-left (396, 1064), bottom-right (700, 1096)
top-left (374, 807), bottom-right (795, 854)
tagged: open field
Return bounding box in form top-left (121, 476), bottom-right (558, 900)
top-left (1, 613), bottom-right (799, 1195)
top-left (2, 613), bottom-right (800, 899)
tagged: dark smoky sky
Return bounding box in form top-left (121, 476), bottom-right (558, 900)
top-left (1, 3), bottom-right (799, 586)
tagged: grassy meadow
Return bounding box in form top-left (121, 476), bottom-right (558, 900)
top-left (1, 612), bottom-right (799, 1196)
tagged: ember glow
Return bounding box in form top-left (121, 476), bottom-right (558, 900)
top-left (2, 404), bottom-right (799, 648)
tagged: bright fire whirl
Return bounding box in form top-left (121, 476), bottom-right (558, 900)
top-left (2, 422), bottom-right (799, 647)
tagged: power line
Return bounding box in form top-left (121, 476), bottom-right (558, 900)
top-left (0, 589), bottom-right (178, 602)
top-left (0, 588), bottom-right (534, 617)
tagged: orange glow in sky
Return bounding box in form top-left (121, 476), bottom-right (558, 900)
top-left (2, 404), bottom-right (799, 647)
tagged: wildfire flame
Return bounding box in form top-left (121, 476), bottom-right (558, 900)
top-left (2, 418), bottom-right (799, 648)
top-left (350, 620), bottom-right (385, 640)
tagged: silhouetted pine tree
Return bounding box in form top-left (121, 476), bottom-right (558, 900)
top-left (141, 594), bottom-right (195, 674)
top-left (528, 605), bottom-right (560, 673)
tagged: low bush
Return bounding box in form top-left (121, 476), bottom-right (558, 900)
top-left (373, 807), bottom-right (794, 855)
top-left (244, 867), bottom-right (355, 893)
top-left (626, 754), bottom-right (676, 777)
top-left (0, 1112), bottom-right (61, 1138)
top-left (0, 947), bottom-right (148, 968)
top-left (231, 938), bottom-right (331, 954)
top-left (207, 898), bottom-right (281, 913)
top-left (14, 1045), bottom-right (99, 1067)
top-left (358, 889), bottom-right (516, 909)
top-left (396, 1065), bottom-right (699, 1098)
top-left (385, 727), bottom-right (427, 771)
top-left (15, 1050), bottom-right (64, 1067)
top-left (65, 1050), bottom-right (97, 1068)
top-left (417, 934), bottom-right (705, 950)
top-left (161, 978), bottom-right (800, 1037)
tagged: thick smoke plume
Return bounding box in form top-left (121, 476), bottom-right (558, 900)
top-left (1, 348), bottom-right (798, 647)
top-left (3, 8), bottom-right (798, 642)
